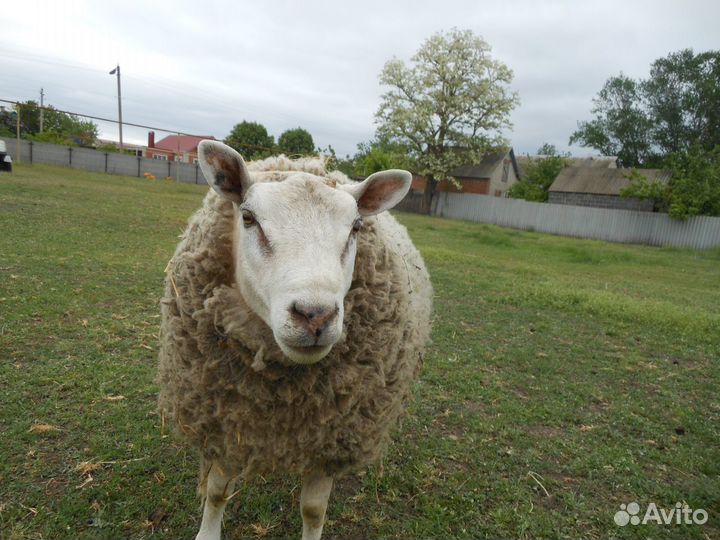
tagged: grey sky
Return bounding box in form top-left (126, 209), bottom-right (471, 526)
top-left (1, 0), bottom-right (718, 158)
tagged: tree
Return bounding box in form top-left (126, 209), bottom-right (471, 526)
top-left (278, 127), bottom-right (315, 156)
top-left (621, 145), bottom-right (720, 219)
top-left (0, 101), bottom-right (98, 146)
top-left (0, 106), bottom-right (16, 137)
top-left (336, 138), bottom-right (417, 178)
top-left (224, 121), bottom-right (275, 160)
top-left (570, 49), bottom-right (720, 166)
top-left (569, 75), bottom-right (652, 166)
top-left (508, 144), bottom-right (571, 202)
top-left (643, 49), bottom-right (720, 156)
top-left (376, 28), bottom-right (519, 212)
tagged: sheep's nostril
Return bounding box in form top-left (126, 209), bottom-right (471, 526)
top-left (290, 302), bottom-right (338, 337)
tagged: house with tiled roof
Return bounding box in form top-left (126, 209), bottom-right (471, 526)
top-left (145, 131), bottom-right (217, 163)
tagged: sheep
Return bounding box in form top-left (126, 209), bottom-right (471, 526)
top-left (157, 140), bottom-right (432, 540)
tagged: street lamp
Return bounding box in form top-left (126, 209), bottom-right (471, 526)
top-left (109, 64), bottom-right (123, 152)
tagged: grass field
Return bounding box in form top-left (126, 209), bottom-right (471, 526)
top-left (1, 163), bottom-right (718, 540)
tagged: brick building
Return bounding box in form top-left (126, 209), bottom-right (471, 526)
top-left (145, 132), bottom-right (217, 163)
top-left (410, 149), bottom-right (520, 197)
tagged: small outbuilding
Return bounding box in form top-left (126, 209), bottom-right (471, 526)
top-left (410, 148), bottom-right (520, 197)
top-left (548, 167), bottom-right (671, 212)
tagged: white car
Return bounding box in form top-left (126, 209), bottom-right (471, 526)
top-left (0, 140), bottom-right (12, 172)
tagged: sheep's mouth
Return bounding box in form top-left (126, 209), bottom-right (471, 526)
top-left (280, 343), bottom-right (333, 364)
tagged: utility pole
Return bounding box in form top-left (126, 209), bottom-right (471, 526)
top-left (15, 102), bottom-right (20, 163)
top-left (176, 132), bottom-right (181, 182)
top-left (39, 88), bottom-right (44, 133)
top-left (109, 64), bottom-right (123, 152)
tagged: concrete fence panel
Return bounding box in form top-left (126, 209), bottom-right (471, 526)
top-left (1, 137), bottom-right (204, 185)
top-left (72, 146), bottom-right (107, 173)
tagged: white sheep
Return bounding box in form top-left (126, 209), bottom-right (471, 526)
top-left (158, 140), bottom-right (432, 540)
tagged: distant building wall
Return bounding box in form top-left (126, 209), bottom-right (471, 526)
top-left (488, 156), bottom-right (518, 197)
top-left (410, 175), bottom-right (490, 195)
top-left (548, 192), bottom-right (656, 212)
top-left (441, 177), bottom-right (489, 194)
top-left (145, 147), bottom-right (198, 163)
top-left (409, 151), bottom-right (518, 197)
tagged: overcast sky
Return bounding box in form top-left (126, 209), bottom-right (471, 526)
top-left (1, 0), bottom-right (718, 158)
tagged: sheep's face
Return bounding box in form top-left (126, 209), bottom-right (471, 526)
top-left (198, 141), bottom-right (411, 364)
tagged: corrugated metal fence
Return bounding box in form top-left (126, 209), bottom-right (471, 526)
top-left (398, 191), bottom-right (720, 249)
top-left (2, 137), bottom-right (204, 184)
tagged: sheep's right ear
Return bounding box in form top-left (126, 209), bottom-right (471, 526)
top-left (198, 140), bottom-right (254, 203)
top-left (340, 169), bottom-right (412, 216)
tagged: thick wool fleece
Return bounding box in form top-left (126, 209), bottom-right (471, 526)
top-left (157, 157), bottom-right (432, 479)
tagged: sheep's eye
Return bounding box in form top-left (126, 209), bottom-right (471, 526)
top-left (352, 218), bottom-right (363, 233)
top-left (241, 210), bottom-right (256, 227)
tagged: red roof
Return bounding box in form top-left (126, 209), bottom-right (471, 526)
top-left (153, 135), bottom-right (216, 153)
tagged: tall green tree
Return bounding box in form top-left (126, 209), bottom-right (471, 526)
top-left (569, 75), bottom-right (652, 166)
top-left (643, 49), bottom-right (720, 156)
top-left (277, 127), bottom-right (315, 156)
top-left (224, 121), bottom-right (275, 160)
top-left (570, 49), bottom-right (720, 166)
top-left (376, 28), bottom-right (519, 212)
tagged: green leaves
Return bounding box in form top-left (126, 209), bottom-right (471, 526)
top-left (621, 146), bottom-right (720, 219)
top-left (570, 49), bottom-right (720, 166)
top-left (508, 145), bottom-right (570, 202)
top-left (223, 121), bottom-right (275, 160)
top-left (224, 123), bottom-right (317, 160)
top-left (569, 75), bottom-right (652, 166)
top-left (277, 127), bottom-right (315, 156)
top-left (333, 138), bottom-right (416, 178)
top-left (572, 50), bottom-right (720, 218)
top-left (644, 49), bottom-right (720, 156)
top-left (0, 101), bottom-right (99, 146)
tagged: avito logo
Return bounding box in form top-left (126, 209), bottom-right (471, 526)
top-left (614, 502), bottom-right (708, 526)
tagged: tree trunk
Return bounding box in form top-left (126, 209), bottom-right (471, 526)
top-left (422, 175), bottom-right (437, 215)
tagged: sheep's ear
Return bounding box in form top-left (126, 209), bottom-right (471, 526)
top-left (198, 140), bottom-right (254, 203)
top-left (341, 169), bottom-right (412, 216)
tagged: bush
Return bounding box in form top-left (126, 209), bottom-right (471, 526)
top-left (278, 128), bottom-right (314, 156)
top-left (509, 146), bottom-right (570, 202)
top-left (622, 146), bottom-right (720, 219)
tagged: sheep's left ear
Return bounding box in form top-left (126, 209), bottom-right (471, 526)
top-left (341, 170), bottom-right (412, 216)
top-left (198, 140), bottom-right (254, 203)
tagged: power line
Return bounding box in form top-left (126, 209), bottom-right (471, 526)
top-left (0, 98), bottom-right (303, 155)
top-left (0, 97), bottom-right (202, 137)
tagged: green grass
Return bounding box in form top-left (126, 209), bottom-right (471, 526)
top-left (1, 163), bottom-right (718, 539)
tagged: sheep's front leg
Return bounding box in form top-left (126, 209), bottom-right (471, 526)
top-left (196, 463), bottom-right (236, 540)
top-left (300, 470), bottom-right (333, 540)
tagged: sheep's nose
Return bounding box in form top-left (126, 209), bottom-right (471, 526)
top-left (290, 302), bottom-right (338, 338)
